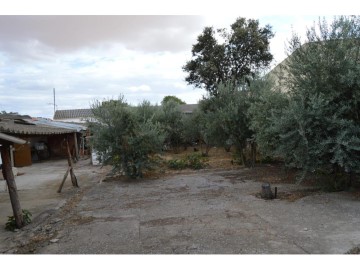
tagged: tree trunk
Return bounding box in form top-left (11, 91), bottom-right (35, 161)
top-left (205, 144), bottom-right (211, 156)
top-left (224, 145), bottom-right (231, 152)
top-left (73, 132), bottom-right (79, 162)
top-left (200, 140), bottom-right (209, 157)
top-left (0, 144), bottom-right (24, 228)
top-left (240, 148), bottom-right (246, 166)
top-left (250, 142), bottom-right (256, 168)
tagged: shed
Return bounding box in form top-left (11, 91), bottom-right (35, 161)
top-left (0, 115), bottom-right (81, 167)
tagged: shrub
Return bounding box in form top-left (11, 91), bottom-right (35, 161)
top-left (167, 159), bottom-right (187, 170)
top-left (5, 209), bottom-right (32, 231)
top-left (167, 153), bottom-right (208, 170)
top-left (186, 153), bottom-right (207, 169)
top-left (89, 97), bottom-right (165, 179)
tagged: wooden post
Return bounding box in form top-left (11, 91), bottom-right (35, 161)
top-left (73, 132), bottom-right (79, 162)
top-left (57, 138), bottom-right (79, 193)
top-left (57, 167), bottom-right (70, 193)
top-left (67, 139), bottom-right (79, 187)
top-left (0, 143), bottom-right (24, 228)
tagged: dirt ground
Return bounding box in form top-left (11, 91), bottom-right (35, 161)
top-left (0, 149), bottom-right (360, 254)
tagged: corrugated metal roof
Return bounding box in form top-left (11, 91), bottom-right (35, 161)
top-left (0, 119), bottom-right (76, 135)
top-left (25, 118), bottom-right (87, 132)
top-left (53, 109), bottom-right (93, 120)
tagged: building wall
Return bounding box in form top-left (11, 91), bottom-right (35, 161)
top-left (53, 118), bottom-right (89, 123)
top-left (47, 133), bottom-right (76, 158)
top-left (11, 133), bottom-right (77, 166)
top-left (266, 57), bottom-right (291, 93)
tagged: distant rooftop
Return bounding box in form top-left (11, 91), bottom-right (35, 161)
top-left (179, 104), bottom-right (198, 114)
top-left (53, 109), bottom-right (93, 120)
top-left (54, 104), bottom-right (199, 120)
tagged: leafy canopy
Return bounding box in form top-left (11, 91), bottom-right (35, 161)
top-left (252, 16), bottom-right (360, 182)
top-left (183, 17), bottom-right (274, 96)
top-left (161, 95), bottom-right (186, 105)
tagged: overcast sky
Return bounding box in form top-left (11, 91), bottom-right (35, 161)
top-left (0, 2), bottom-right (355, 119)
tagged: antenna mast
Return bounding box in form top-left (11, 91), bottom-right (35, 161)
top-left (53, 88), bottom-right (56, 114)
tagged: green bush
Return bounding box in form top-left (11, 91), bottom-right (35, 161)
top-left (187, 153), bottom-right (207, 169)
top-left (167, 159), bottom-right (187, 170)
top-left (89, 97), bottom-right (165, 179)
top-left (5, 209), bottom-right (32, 231)
top-left (168, 153), bottom-right (208, 170)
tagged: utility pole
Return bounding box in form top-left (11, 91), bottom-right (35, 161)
top-left (53, 88), bottom-right (56, 114)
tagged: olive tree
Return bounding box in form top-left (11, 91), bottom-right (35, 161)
top-left (89, 96), bottom-right (165, 178)
top-left (261, 16), bottom-right (360, 185)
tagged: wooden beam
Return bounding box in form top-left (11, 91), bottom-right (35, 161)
top-left (57, 138), bottom-right (79, 193)
top-left (57, 167), bottom-right (70, 193)
top-left (0, 132), bottom-right (27, 144)
top-left (67, 139), bottom-right (79, 187)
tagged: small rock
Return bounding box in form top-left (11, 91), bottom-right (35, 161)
top-left (303, 228), bottom-right (309, 231)
top-left (50, 238), bottom-right (59, 243)
top-left (44, 225), bottom-right (52, 231)
top-left (50, 218), bottom-right (62, 224)
top-left (188, 244), bottom-right (199, 250)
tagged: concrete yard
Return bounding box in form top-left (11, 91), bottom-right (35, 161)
top-left (0, 159), bottom-right (359, 254)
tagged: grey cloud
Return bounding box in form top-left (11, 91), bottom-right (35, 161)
top-left (0, 15), bottom-right (204, 56)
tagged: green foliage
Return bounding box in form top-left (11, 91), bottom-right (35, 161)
top-left (161, 96), bottom-right (186, 105)
top-left (168, 153), bottom-right (208, 170)
top-left (183, 17), bottom-right (274, 96)
top-left (134, 100), bottom-right (161, 123)
top-left (5, 209), bottom-right (32, 231)
top-left (198, 82), bottom-right (254, 163)
top-left (167, 159), bottom-right (187, 170)
top-left (181, 108), bottom-right (214, 156)
top-left (253, 16), bottom-right (360, 183)
top-left (157, 100), bottom-right (185, 152)
top-left (186, 153), bottom-right (207, 169)
top-left (248, 77), bottom-right (288, 157)
top-left (89, 96), bottom-right (165, 179)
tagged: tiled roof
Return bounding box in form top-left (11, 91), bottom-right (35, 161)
top-left (0, 119), bottom-right (76, 135)
top-left (53, 109), bottom-right (93, 120)
top-left (53, 104), bottom-right (199, 120)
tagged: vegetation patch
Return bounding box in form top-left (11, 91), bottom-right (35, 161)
top-left (5, 209), bottom-right (32, 231)
top-left (346, 246), bottom-right (360, 254)
top-left (167, 153), bottom-right (208, 170)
